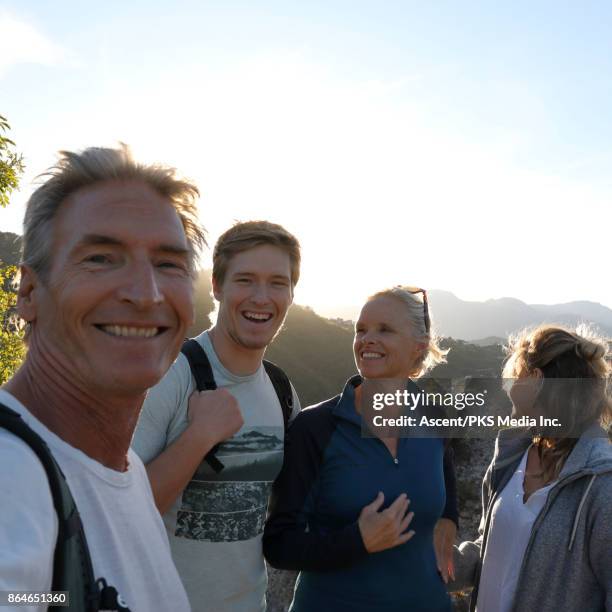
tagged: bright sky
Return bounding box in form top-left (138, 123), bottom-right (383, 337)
top-left (1, 1), bottom-right (610, 320)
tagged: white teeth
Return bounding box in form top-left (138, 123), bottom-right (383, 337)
top-left (244, 312), bottom-right (272, 321)
top-left (100, 325), bottom-right (159, 338)
top-left (362, 352), bottom-right (383, 359)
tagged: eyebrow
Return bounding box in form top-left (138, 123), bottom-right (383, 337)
top-left (74, 234), bottom-right (190, 256)
top-left (231, 271), bottom-right (290, 280)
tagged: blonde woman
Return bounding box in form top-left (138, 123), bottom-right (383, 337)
top-left (264, 287), bottom-right (454, 612)
top-left (453, 325), bottom-right (612, 612)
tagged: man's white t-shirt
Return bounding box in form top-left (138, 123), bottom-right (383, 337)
top-left (0, 389), bottom-right (190, 612)
top-left (132, 331), bottom-right (300, 612)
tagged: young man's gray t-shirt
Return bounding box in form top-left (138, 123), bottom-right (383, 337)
top-left (132, 331), bottom-right (300, 612)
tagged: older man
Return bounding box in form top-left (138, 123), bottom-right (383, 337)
top-left (0, 146), bottom-right (204, 611)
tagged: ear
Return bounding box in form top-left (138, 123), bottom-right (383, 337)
top-left (533, 367), bottom-right (544, 394)
top-left (211, 275), bottom-right (223, 302)
top-left (16, 265), bottom-right (40, 322)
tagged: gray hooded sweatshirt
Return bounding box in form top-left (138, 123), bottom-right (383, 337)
top-left (451, 426), bottom-right (612, 612)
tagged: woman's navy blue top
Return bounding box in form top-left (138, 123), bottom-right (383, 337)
top-left (263, 377), bottom-right (453, 612)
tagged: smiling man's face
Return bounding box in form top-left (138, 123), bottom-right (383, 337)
top-left (20, 179), bottom-right (194, 397)
top-left (213, 244), bottom-right (293, 351)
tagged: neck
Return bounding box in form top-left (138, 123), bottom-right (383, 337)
top-left (354, 377), bottom-right (408, 414)
top-left (208, 325), bottom-right (265, 376)
top-left (5, 351), bottom-right (144, 472)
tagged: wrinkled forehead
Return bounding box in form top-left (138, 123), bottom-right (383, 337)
top-left (50, 180), bottom-right (188, 257)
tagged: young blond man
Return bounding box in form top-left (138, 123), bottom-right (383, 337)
top-left (132, 221), bottom-right (301, 612)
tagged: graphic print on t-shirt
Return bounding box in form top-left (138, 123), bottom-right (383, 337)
top-left (175, 426), bottom-right (283, 542)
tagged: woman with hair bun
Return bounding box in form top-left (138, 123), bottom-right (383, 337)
top-left (452, 324), bottom-right (612, 612)
top-left (263, 286), bottom-right (455, 611)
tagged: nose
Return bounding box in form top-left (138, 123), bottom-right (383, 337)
top-left (117, 262), bottom-right (164, 309)
top-left (250, 282), bottom-right (270, 305)
top-left (360, 330), bottom-right (377, 345)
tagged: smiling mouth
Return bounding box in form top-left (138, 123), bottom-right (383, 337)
top-left (95, 325), bottom-right (167, 338)
top-left (242, 311), bottom-right (273, 324)
top-left (361, 351), bottom-right (385, 360)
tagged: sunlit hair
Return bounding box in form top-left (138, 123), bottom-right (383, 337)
top-left (503, 324), bottom-right (611, 482)
top-left (367, 286), bottom-right (448, 378)
top-left (212, 220), bottom-right (301, 290)
top-left (22, 144), bottom-right (206, 280)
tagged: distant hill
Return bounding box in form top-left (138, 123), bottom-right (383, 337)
top-left (427, 290), bottom-right (612, 340)
top-left (471, 336), bottom-right (505, 347)
top-left (266, 306), bottom-right (356, 406)
top-left (302, 291), bottom-right (612, 341)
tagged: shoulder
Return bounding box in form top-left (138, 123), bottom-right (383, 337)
top-left (0, 428), bottom-right (52, 487)
top-left (587, 470), bottom-right (612, 507)
top-left (153, 352), bottom-right (193, 397)
top-left (579, 471), bottom-right (612, 546)
top-left (140, 353), bottom-right (193, 418)
top-left (289, 396), bottom-right (340, 436)
top-left (281, 397), bottom-right (341, 470)
top-left (133, 354), bottom-right (193, 461)
top-left (0, 430), bottom-right (57, 583)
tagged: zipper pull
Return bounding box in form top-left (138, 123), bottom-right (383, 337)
top-left (394, 457), bottom-right (399, 465)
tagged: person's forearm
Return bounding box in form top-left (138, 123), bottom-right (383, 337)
top-left (263, 519), bottom-right (368, 572)
top-left (146, 427), bottom-right (216, 514)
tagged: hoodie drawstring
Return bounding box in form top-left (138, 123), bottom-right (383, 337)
top-left (568, 474), bottom-right (597, 551)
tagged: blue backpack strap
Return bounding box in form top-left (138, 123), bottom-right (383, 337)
top-left (0, 403), bottom-right (130, 611)
top-left (263, 360), bottom-right (293, 431)
top-left (180, 339), bottom-right (224, 473)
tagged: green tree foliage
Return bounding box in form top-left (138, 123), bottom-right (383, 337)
top-left (0, 265), bottom-right (24, 384)
top-left (0, 115), bottom-right (25, 209)
top-left (0, 115), bottom-right (25, 382)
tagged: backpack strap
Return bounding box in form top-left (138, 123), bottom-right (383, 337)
top-left (180, 339), bottom-right (217, 391)
top-left (180, 339), bottom-right (224, 473)
top-left (0, 403), bottom-right (130, 612)
top-left (263, 360), bottom-right (294, 431)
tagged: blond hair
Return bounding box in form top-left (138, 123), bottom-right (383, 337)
top-left (22, 144), bottom-right (206, 278)
top-left (503, 324), bottom-right (611, 481)
top-left (212, 220), bottom-right (300, 289)
top-left (367, 286), bottom-right (448, 378)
